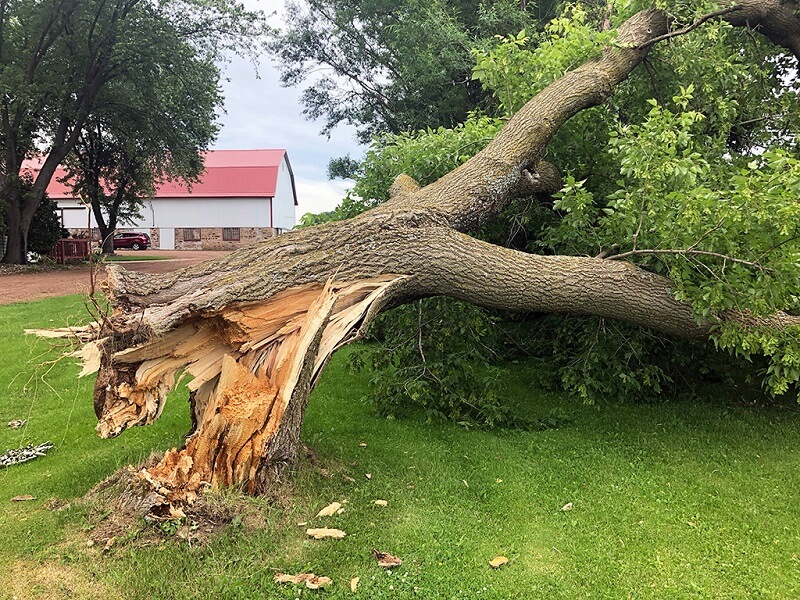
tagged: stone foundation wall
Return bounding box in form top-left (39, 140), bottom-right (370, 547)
top-left (66, 227), bottom-right (280, 250)
top-left (148, 228), bottom-right (160, 249)
top-left (174, 227), bottom-right (278, 250)
top-left (66, 228), bottom-right (130, 244)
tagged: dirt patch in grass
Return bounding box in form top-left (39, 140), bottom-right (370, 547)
top-left (6, 559), bottom-right (112, 600)
top-left (77, 453), bottom-right (301, 549)
top-left (61, 444), bottom-right (358, 559)
top-left (0, 262), bottom-right (75, 276)
top-left (0, 250), bottom-right (231, 305)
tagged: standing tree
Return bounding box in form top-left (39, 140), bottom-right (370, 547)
top-left (0, 0), bottom-right (265, 264)
top-left (39, 2), bottom-right (800, 512)
top-left (26, 195), bottom-right (62, 256)
top-left (67, 125), bottom-right (159, 255)
top-left (64, 40), bottom-right (220, 255)
top-left (269, 0), bottom-right (543, 144)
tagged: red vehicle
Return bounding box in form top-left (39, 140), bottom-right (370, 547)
top-left (112, 232), bottom-right (151, 250)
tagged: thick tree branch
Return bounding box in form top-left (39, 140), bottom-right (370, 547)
top-left (407, 228), bottom-right (709, 340)
top-left (517, 161), bottom-right (562, 196)
top-left (721, 0), bottom-right (800, 61)
top-left (373, 9), bottom-right (670, 232)
top-left (411, 230), bottom-right (800, 338)
top-left (637, 1), bottom-right (800, 61)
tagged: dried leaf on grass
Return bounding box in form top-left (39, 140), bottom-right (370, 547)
top-left (306, 527), bottom-right (347, 539)
top-left (10, 495), bottom-right (36, 502)
top-left (102, 537), bottom-right (116, 552)
top-left (350, 576), bottom-right (360, 592)
top-left (274, 573), bottom-right (333, 589)
top-left (316, 501), bottom-right (341, 517)
top-left (372, 548), bottom-right (402, 568)
top-left (374, 499), bottom-right (388, 507)
top-left (561, 502), bottom-right (573, 512)
top-left (489, 556), bottom-right (509, 569)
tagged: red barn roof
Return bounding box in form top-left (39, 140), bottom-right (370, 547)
top-left (22, 149), bottom-right (297, 205)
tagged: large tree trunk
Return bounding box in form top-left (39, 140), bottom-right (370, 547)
top-left (94, 207), bottom-right (116, 256)
top-left (1, 187), bottom-right (37, 264)
top-left (35, 4), bottom-right (800, 510)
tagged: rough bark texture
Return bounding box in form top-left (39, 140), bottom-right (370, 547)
top-left (722, 0), bottom-right (800, 60)
top-left (34, 3), bottom-right (800, 509)
top-left (1, 190), bottom-right (33, 264)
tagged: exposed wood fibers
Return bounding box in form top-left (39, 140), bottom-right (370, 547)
top-left (47, 275), bottom-right (405, 505)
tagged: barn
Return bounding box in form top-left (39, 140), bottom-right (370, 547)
top-left (38, 149), bottom-right (297, 250)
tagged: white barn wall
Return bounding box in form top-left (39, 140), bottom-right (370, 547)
top-left (132, 197), bottom-right (272, 228)
top-left (59, 200), bottom-right (92, 229)
top-left (58, 197), bottom-right (273, 229)
top-left (272, 156), bottom-right (296, 231)
top-left (53, 151), bottom-right (297, 247)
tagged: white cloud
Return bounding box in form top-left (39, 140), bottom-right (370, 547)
top-left (212, 0), bottom-right (365, 215)
top-left (294, 178), bottom-right (353, 218)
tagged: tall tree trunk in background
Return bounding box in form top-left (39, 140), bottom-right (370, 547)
top-left (38, 3), bottom-right (800, 511)
top-left (2, 185), bottom-right (39, 264)
top-left (92, 202), bottom-right (116, 256)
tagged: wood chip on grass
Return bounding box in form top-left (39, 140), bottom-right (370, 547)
top-left (316, 501), bottom-right (341, 517)
top-left (306, 528), bottom-right (347, 539)
top-left (372, 548), bottom-right (402, 568)
top-left (274, 573), bottom-right (332, 589)
top-left (11, 495), bottom-right (36, 502)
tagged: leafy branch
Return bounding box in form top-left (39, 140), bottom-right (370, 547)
top-left (639, 6), bottom-right (742, 49)
top-left (608, 248), bottom-right (766, 270)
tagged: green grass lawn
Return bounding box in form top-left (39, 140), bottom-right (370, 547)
top-left (1, 296), bottom-right (799, 599)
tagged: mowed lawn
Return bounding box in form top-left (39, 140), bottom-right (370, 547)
top-left (1, 296), bottom-right (799, 599)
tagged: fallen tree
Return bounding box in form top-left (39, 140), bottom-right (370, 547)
top-left (37, 3), bottom-right (800, 510)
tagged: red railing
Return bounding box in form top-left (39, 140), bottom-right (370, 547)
top-left (50, 239), bottom-right (91, 264)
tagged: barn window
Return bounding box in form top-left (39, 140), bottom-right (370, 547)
top-left (222, 227), bottom-right (240, 241)
top-left (183, 228), bottom-right (201, 241)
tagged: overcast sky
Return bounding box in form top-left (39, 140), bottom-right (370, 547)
top-left (212, 0), bottom-right (364, 219)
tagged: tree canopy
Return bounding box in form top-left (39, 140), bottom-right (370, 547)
top-left (269, 0), bottom-right (547, 144)
top-left (64, 27), bottom-right (222, 254)
top-left (0, 0), bottom-right (267, 263)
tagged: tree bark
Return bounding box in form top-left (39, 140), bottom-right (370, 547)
top-left (93, 202), bottom-right (116, 256)
top-left (35, 3), bottom-right (800, 510)
top-left (1, 190), bottom-right (31, 264)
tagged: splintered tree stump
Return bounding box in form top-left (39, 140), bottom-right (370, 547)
top-left (29, 3), bottom-right (800, 510)
top-left (83, 277), bottom-right (404, 506)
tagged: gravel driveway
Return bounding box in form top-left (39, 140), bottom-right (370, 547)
top-left (0, 250), bottom-right (230, 305)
